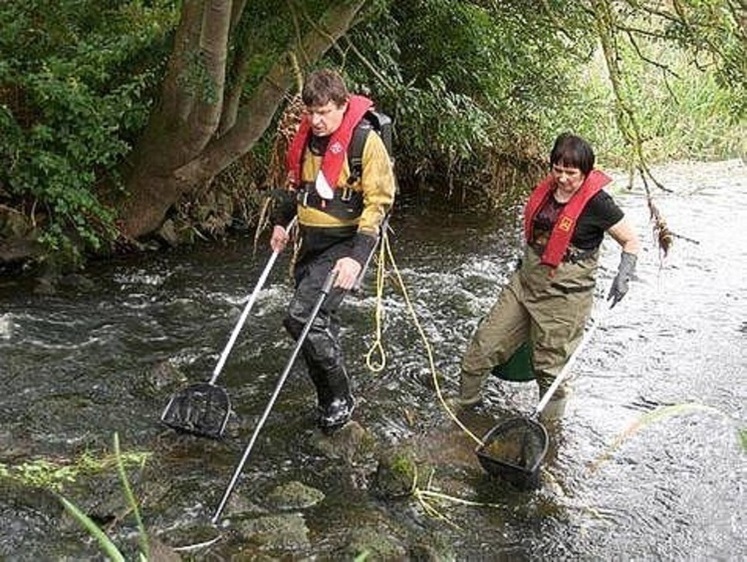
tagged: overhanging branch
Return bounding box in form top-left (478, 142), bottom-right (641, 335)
top-left (177, 0), bottom-right (367, 183)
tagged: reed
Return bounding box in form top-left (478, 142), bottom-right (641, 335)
top-left (544, 47), bottom-right (745, 167)
top-left (58, 432), bottom-right (150, 561)
top-left (587, 403), bottom-right (741, 473)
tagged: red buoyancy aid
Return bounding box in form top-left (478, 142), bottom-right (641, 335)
top-left (286, 95), bottom-right (374, 189)
top-left (524, 169), bottom-right (612, 267)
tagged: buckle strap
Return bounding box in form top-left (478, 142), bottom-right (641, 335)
top-left (530, 243), bottom-right (597, 264)
top-left (565, 247), bottom-right (597, 264)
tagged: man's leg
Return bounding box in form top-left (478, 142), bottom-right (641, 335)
top-left (283, 251), bottom-right (353, 432)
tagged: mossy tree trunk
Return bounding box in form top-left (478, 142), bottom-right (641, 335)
top-left (119, 0), bottom-right (366, 239)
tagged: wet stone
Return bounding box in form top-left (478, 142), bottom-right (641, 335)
top-left (139, 360), bottom-right (188, 397)
top-left (337, 525), bottom-right (407, 561)
top-left (310, 420), bottom-right (375, 463)
top-left (1, 480), bottom-right (61, 516)
top-left (57, 273), bottom-right (95, 291)
top-left (372, 446), bottom-right (419, 500)
top-left (222, 493), bottom-right (268, 519)
top-left (408, 535), bottom-right (457, 562)
top-left (232, 513), bottom-right (310, 551)
top-left (265, 480), bottom-right (325, 511)
top-left (0, 430), bottom-right (33, 462)
top-left (146, 536), bottom-right (182, 562)
top-left (157, 523), bottom-right (222, 558)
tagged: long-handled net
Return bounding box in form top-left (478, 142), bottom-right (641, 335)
top-left (161, 382), bottom-right (231, 439)
top-left (475, 418), bottom-right (548, 489)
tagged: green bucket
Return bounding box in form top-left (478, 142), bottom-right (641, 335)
top-left (491, 342), bottom-right (535, 382)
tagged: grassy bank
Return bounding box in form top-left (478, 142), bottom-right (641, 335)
top-left (541, 47), bottom-right (745, 168)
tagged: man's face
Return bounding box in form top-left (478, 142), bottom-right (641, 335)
top-left (306, 100), bottom-right (347, 137)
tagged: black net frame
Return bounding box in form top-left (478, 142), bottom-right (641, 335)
top-left (475, 418), bottom-right (548, 489)
top-left (161, 382), bottom-right (231, 439)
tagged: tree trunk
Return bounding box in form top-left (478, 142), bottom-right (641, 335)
top-left (119, 0), bottom-right (366, 239)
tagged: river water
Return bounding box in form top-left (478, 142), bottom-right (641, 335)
top-left (1, 159), bottom-right (745, 560)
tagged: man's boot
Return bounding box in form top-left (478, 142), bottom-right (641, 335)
top-left (537, 378), bottom-right (571, 423)
top-left (306, 363), bottom-right (333, 418)
top-left (318, 366), bottom-right (355, 434)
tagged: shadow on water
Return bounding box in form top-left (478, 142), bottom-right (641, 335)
top-left (1, 160), bottom-right (745, 559)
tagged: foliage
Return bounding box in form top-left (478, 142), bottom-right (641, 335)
top-left (58, 433), bottom-right (150, 561)
top-left (341, 0), bottom-right (590, 192)
top-left (0, 0), bottom-right (744, 263)
top-left (542, 45), bottom-right (746, 168)
top-left (658, 0), bottom-right (746, 115)
top-left (0, 0), bottom-right (177, 256)
top-left (0, 447), bottom-right (149, 491)
top-left (337, 0), bottom-right (744, 204)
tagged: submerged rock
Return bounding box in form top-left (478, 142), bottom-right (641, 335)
top-left (57, 273), bottom-right (95, 291)
top-left (372, 446), bottom-right (419, 500)
top-left (137, 360), bottom-right (188, 397)
top-left (265, 480), bottom-right (325, 511)
top-left (147, 535), bottom-right (182, 562)
top-left (336, 523), bottom-right (407, 561)
top-left (309, 420), bottom-right (376, 464)
top-left (233, 513), bottom-right (310, 551)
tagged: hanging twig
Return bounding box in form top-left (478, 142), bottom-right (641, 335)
top-left (590, 0), bottom-right (676, 258)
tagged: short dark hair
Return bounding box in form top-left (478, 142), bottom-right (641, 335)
top-left (549, 133), bottom-right (595, 175)
top-left (302, 69), bottom-right (349, 108)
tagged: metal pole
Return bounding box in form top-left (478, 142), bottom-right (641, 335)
top-left (211, 270), bottom-right (337, 524)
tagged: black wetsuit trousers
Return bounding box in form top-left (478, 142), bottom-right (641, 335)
top-left (282, 239), bottom-right (354, 410)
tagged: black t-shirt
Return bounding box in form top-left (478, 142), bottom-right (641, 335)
top-left (532, 190), bottom-right (624, 250)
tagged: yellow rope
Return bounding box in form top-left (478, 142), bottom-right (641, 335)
top-left (364, 229), bottom-right (389, 373)
top-left (365, 229), bottom-right (484, 447)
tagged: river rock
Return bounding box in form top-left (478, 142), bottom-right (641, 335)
top-left (265, 480), bottom-right (325, 511)
top-left (335, 523), bottom-right (407, 561)
top-left (147, 536), bottom-right (182, 562)
top-left (57, 273), bottom-right (96, 291)
top-left (156, 219), bottom-right (180, 247)
top-left (1, 479), bottom-right (61, 516)
top-left (232, 513), bottom-right (310, 551)
top-left (309, 420), bottom-right (376, 464)
top-left (139, 360), bottom-right (188, 396)
top-left (33, 276), bottom-right (57, 295)
top-left (372, 446), bottom-right (419, 500)
top-left (0, 430), bottom-right (33, 462)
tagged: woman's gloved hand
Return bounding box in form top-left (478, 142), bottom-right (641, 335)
top-left (607, 251), bottom-right (637, 308)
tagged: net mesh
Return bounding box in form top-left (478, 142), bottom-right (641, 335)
top-left (161, 383), bottom-right (231, 439)
top-left (476, 418), bottom-right (548, 488)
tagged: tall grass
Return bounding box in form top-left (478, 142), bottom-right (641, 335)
top-left (58, 433), bottom-right (150, 561)
top-left (542, 46), bottom-right (745, 167)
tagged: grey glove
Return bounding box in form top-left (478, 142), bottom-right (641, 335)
top-left (607, 252), bottom-right (637, 308)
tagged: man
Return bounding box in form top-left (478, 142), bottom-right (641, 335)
top-left (270, 69), bottom-right (395, 433)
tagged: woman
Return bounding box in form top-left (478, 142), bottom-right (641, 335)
top-left (454, 133), bottom-right (640, 420)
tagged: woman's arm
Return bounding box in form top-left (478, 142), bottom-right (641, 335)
top-left (607, 216), bottom-right (641, 255)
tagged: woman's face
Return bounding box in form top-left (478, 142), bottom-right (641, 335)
top-left (551, 163), bottom-right (586, 198)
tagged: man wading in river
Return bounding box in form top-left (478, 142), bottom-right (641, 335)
top-left (270, 69), bottom-right (395, 433)
top-left (452, 133), bottom-right (640, 420)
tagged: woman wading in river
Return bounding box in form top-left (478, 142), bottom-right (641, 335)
top-left (453, 133), bottom-right (640, 420)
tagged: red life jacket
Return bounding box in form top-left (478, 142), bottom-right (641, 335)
top-left (524, 169), bottom-right (612, 267)
top-left (285, 95), bottom-right (373, 189)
